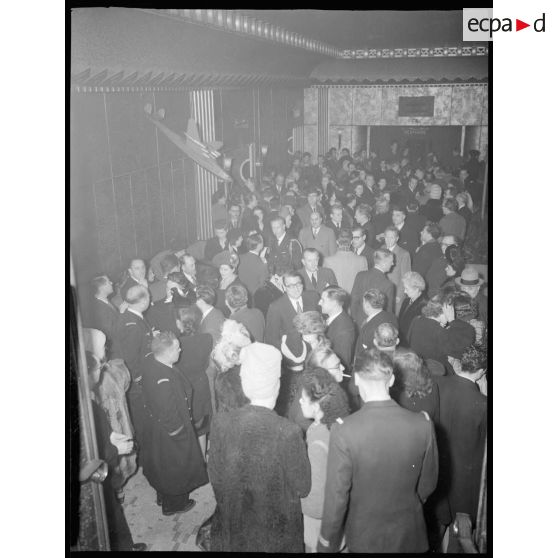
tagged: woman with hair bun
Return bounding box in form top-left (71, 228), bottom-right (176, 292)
top-left (391, 349), bottom-right (440, 424)
top-left (299, 367), bottom-right (350, 552)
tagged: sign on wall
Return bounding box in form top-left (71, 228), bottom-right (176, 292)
top-left (398, 96), bottom-right (435, 117)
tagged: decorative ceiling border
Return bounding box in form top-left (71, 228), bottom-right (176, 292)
top-left (339, 45), bottom-right (488, 58)
top-left (70, 67), bottom-right (311, 92)
top-left (137, 9), bottom-right (342, 57)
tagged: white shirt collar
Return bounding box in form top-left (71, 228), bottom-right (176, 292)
top-left (201, 306), bottom-right (213, 321)
top-left (276, 233), bottom-right (286, 245)
top-left (326, 309), bottom-right (342, 326)
top-left (127, 308), bottom-right (143, 319)
top-left (355, 244), bottom-right (365, 255)
top-left (184, 273), bottom-right (195, 284)
top-left (289, 296), bottom-right (303, 312)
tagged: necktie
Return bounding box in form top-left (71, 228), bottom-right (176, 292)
top-left (296, 301), bottom-right (303, 314)
top-left (311, 273), bottom-right (318, 288)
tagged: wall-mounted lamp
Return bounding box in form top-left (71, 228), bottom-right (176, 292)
top-left (223, 157), bottom-right (233, 171)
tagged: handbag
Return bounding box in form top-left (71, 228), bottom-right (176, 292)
top-left (195, 514), bottom-right (213, 551)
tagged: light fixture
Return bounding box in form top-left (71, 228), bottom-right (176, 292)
top-left (223, 157), bottom-right (232, 171)
top-left (261, 145), bottom-right (268, 157)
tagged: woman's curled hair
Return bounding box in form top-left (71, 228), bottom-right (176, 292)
top-left (392, 349), bottom-right (433, 399)
top-left (300, 367), bottom-right (350, 430)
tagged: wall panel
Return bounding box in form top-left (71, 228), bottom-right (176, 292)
top-left (353, 87), bottom-right (382, 125)
top-left (328, 88), bottom-right (354, 125)
top-left (145, 166), bottom-right (165, 255)
top-left (303, 125), bottom-right (318, 159)
top-left (94, 178), bottom-right (120, 275)
top-left (113, 175), bottom-right (136, 264)
top-left (130, 170), bottom-right (152, 258)
top-left (106, 93), bottom-right (158, 176)
top-left (450, 85), bottom-right (485, 125)
top-left (304, 88), bottom-right (318, 125)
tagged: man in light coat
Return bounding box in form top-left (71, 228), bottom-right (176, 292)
top-left (298, 211), bottom-right (337, 260)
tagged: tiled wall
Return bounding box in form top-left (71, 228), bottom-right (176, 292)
top-left (303, 84), bottom-right (489, 158)
top-left (71, 90), bottom-right (196, 290)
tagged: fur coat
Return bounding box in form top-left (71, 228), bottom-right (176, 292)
top-left (208, 405), bottom-right (311, 552)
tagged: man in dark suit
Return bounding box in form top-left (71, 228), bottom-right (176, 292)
top-left (412, 222), bottom-right (443, 279)
top-left (204, 220), bottom-right (229, 263)
top-left (408, 298), bottom-right (476, 369)
top-left (112, 285), bottom-right (153, 453)
top-left (195, 285), bottom-right (225, 344)
top-left (266, 216), bottom-right (303, 275)
top-left (148, 254), bottom-right (181, 303)
top-left (353, 204), bottom-right (376, 248)
top-left (317, 349), bottom-right (438, 553)
top-left (350, 248), bottom-right (396, 328)
top-left (434, 345), bottom-right (487, 543)
top-left (114, 259), bottom-right (149, 311)
top-left (141, 332), bottom-right (208, 516)
top-left (145, 272), bottom-right (191, 338)
top-left (319, 286), bottom-right (356, 371)
top-left (264, 271), bottom-right (319, 349)
top-left (226, 284), bottom-right (265, 342)
top-left (180, 253), bottom-right (198, 291)
top-left (238, 233), bottom-right (269, 297)
top-left (404, 201), bottom-right (428, 244)
top-left (392, 205), bottom-right (421, 257)
top-left (298, 248), bottom-right (337, 294)
top-left (353, 289), bottom-right (398, 359)
top-left (398, 271), bottom-right (428, 347)
top-left (88, 275), bottom-right (119, 354)
top-left (227, 202), bottom-right (242, 231)
top-left (326, 203), bottom-right (352, 238)
top-left (351, 225), bottom-right (375, 269)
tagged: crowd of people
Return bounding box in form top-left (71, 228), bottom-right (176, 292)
top-left (82, 142), bottom-right (487, 553)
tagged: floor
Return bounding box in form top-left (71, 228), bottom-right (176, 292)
top-left (122, 468), bottom-right (216, 551)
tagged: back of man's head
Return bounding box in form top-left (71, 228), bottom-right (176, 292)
top-left (151, 331), bottom-right (177, 357)
top-left (125, 285), bottom-right (149, 307)
top-left (354, 348), bottom-right (393, 383)
top-left (374, 322), bottom-right (399, 350)
top-left (196, 284), bottom-right (216, 306)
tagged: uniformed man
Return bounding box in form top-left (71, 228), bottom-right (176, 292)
top-left (317, 349), bottom-right (438, 553)
top-left (112, 285), bottom-right (153, 454)
top-left (141, 332), bottom-right (208, 516)
top-left (266, 215), bottom-right (303, 275)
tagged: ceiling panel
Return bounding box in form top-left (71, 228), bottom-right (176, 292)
top-left (242, 9), bottom-right (479, 50)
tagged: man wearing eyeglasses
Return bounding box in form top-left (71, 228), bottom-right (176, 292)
top-left (264, 271), bottom-right (319, 350)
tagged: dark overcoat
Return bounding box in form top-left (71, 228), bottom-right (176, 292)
top-left (318, 400), bottom-right (438, 553)
top-left (141, 355), bottom-right (208, 496)
top-left (350, 268), bottom-right (396, 327)
top-left (432, 375), bottom-right (487, 525)
top-left (208, 405), bottom-right (311, 553)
